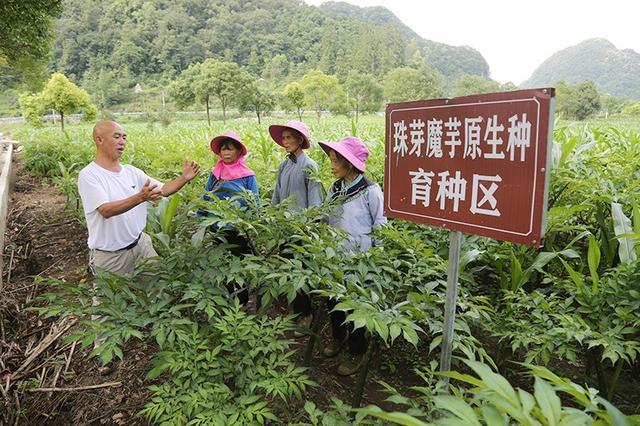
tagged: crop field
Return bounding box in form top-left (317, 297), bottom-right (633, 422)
top-left (2, 115), bottom-right (640, 424)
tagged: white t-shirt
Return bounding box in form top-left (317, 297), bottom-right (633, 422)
top-left (78, 162), bottom-right (163, 251)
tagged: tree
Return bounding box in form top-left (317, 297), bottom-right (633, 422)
top-left (282, 82), bottom-right (305, 121)
top-left (262, 54), bottom-right (289, 83)
top-left (20, 73), bottom-right (96, 131)
top-left (18, 92), bottom-right (46, 127)
top-left (238, 77), bottom-right (276, 124)
top-left (171, 59), bottom-right (246, 126)
top-left (344, 72), bottom-right (383, 123)
top-left (206, 60), bottom-right (247, 125)
top-left (0, 0), bottom-right (62, 81)
top-left (453, 74), bottom-right (501, 97)
top-left (297, 70), bottom-right (346, 123)
top-left (383, 66), bottom-right (443, 103)
top-left (82, 68), bottom-right (133, 110)
top-left (601, 94), bottom-right (631, 118)
top-left (556, 80), bottom-right (602, 120)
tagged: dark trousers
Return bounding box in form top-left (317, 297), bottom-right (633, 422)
top-left (280, 244), bottom-right (312, 316)
top-left (327, 298), bottom-right (367, 355)
top-left (219, 229), bottom-right (249, 305)
top-left (293, 293), bottom-right (312, 316)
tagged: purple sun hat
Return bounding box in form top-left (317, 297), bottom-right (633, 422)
top-left (268, 120), bottom-right (311, 149)
top-left (210, 131), bottom-right (247, 156)
top-left (318, 136), bottom-right (369, 173)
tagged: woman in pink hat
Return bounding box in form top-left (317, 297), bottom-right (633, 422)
top-left (317, 136), bottom-right (387, 376)
top-left (269, 120), bottom-right (324, 333)
top-left (196, 131), bottom-right (259, 305)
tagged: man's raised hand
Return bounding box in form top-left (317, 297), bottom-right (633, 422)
top-left (181, 160), bottom-right (201, 181)
top-left (139, 179), bottom-right (163, 202)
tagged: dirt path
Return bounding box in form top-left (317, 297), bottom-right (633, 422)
top-left (1, 159), bottom-right (156, 425)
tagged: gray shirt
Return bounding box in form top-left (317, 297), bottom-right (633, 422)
top-left (272, 152), bottom-right (324, 211)
top-left (326, 182), bottom-right (387, 252)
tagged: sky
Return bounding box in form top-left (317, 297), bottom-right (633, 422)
top-left (303, 0), bottom-right (640, 84)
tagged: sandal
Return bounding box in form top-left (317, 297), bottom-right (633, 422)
top-left (94, 358), bottom-right (118, 376)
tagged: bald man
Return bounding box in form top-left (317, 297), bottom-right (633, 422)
top-left (78, 120), bottom-right (200, 276)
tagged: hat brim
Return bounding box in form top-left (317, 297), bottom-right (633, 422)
top-left (318, 141), bottom-right (366, 173)
top-left (269, 125), bottom-right (310, 149)
top-left (210, 135), bottom-right (247, 157)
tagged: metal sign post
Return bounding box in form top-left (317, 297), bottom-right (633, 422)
top-left (439, 230), bottom-right (462, 376)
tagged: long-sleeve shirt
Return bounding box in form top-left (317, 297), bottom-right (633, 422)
top-left (196, 172), bottom-right (259, 218)
top-left (272, 152), bottom-right (324, 211)
top-left (326, 179), bottom-right (387, 252)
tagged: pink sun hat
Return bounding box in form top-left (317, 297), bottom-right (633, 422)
top-left (268, 120), bottom-right (311, 149)
top-left (210, 131), bottom-right (247, 156)
top-left (318, 136), bottom-right (369, 173)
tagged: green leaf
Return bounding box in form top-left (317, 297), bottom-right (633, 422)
top-left (146, 365), bottom-right (168, 380)
top-left (434, 396), bottom-right (481, 426)
top-left (480, 406), bottom-right (508, 426)
top-left (601, 399), bottom-right (630, 426)
top-left (463, 360), bottom-right (518, 405)
top-left (611, 202), bottom-right (637, 264)
top-left (534, 377), bottom-right (561, 426)
top-left (358, 405), bottom-right (429, 426)
top-left (389, 323), bottom-right (402, 343)
top-left (587, 234), bottom-right (601, 291)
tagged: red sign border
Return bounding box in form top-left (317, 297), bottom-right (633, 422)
top-left (384, 88), bottom-right (555, 247)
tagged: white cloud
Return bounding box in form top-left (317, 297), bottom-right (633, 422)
top-left (305, 0), bottom-right (640, 84)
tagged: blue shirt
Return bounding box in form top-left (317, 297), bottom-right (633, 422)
top-left (196, 172), bottom-right (259, 218)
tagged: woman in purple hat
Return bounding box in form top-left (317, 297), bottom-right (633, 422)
top-left (196, 131), bottom-right (259, 305)
top-left (269, 120), bottom-right (324, 332)
top-left (318, 136), bottom-right (387, 376)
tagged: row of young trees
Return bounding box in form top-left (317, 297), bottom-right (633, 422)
top-left (17, 66), bottom-right (640, 130)
top-left (168, 58), bottom-right (504, 125)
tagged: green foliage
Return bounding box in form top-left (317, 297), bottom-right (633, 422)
top-left (298, 70), bottom-right (346, 122)
top-left (32, 234), bottom-right (314, 424)
top-left (20, 72), bottom-right (97, 131)
top-left (452, 74), bottom-right (501, 97)
top-left (282, 82), bottom-right (306, 121)
top-left (18, 117), bottom-right (640, 421)
top-left (18, 92), bottom-right (45, 127)
top-left (0, 0), bottom-right (62, 78)
top-left (171, 59), bottom-right (249, 125)
top-left (237, 77), bottom-right (276, 124)
top-left (383, 66), bottom-right (443, 103)
top-left (345, 72), bottom-right (383, 121)
top-left (360, 359), bottom-right (634, 425)
top-left (556, 80), bottom-right (602, 120)
top-left (44, 0), bottom-right (487, 92)
top-left (141, 303), bottom-right (312, 424)
top-left (622, 102), bottom-right (640, 116)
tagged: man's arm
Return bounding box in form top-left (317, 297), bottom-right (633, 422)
top-left (97, 180), bottom-right (162, 219)
top-left (160, 160), bottom-right (201, 197)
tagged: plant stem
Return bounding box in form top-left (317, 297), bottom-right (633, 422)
top-left (607, 361), bottom-right (624, 401)
top-left (351, 338), bottom-right (377, 408)
top-left (304, 299), bottom-right (325, 366)
top-left (588, 348), bottom-right (608, 396)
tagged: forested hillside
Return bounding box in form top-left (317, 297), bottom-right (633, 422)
top-left (523, 38), bottom-right (640, 100)
top-left (51, 0), bottom-right (489, 85)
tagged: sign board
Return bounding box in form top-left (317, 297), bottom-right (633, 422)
top-left (384, 88), bottom-right (555, 247)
